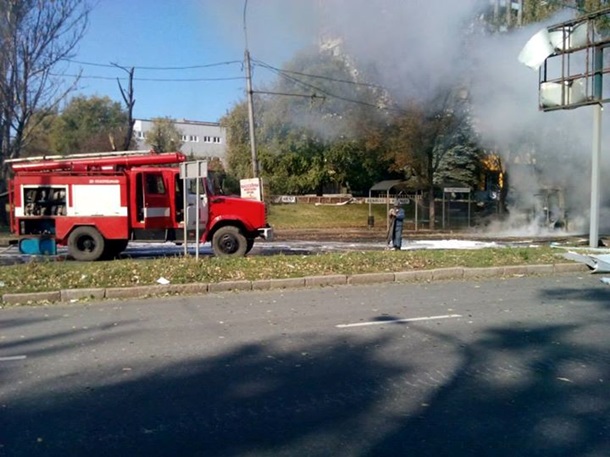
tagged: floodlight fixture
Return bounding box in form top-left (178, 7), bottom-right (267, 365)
top-left (519, 8), bottom-right (610, 111)
top-left (519, 7), bottom-right (610, 247)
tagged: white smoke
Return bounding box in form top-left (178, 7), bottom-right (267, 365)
top-left (209, 0), bottom-right (610, 235)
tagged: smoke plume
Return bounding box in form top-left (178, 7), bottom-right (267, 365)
top-left (210, 0), bottom-right (610, 235)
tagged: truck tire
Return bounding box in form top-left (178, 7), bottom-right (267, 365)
top-left (67, 226), bottom-right (106, 261)
top-left (212, 226), bottom-right (247, 257)
top-left (102, 239), bottom-right (129, 259)
top-left (246, 237), bottom-right (255, 254)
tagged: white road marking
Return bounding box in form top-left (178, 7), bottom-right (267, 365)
top-left (336, 314), bottom-right (462, 328)
top-left (0, 355), bottom-right (27, 362)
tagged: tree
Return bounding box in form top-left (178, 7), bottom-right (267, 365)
top-left (384, 88), bottom-right (474, 230)
top-left (0, 0), bottom-right (89, 162)
top-left (144, 117), bottom-right (183, 153)
top-left (481, 0), bottom-right (609, 30)
top-left (50, 95), bottom-right (130, 154)
top-left (113, 64), bottom-right (136, 151)
top-left (434, 117), bottom-right (483, 190)
top-left (222, 101), bottom-right (253, 180)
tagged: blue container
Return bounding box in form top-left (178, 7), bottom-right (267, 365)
top-left (19, 237), bottom-right (57, 255)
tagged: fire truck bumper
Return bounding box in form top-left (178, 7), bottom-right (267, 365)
top-left (258, 226), bottom-right (274, 241)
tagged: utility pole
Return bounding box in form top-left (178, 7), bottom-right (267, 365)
top-left (243, 0), bottom-right (259, 179)
top-left (244, 49), bottom-right (259, 178)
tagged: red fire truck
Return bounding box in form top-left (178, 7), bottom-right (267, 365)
top-left (6, 150), bottom-right (273, 260)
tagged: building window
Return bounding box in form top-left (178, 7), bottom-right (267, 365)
top-left (189, 135), bottom-right (199, 142)
top-left (181, 135), bottom-right (188, 141)
top-left (213, 136), bottom-right (221, 144)
top-left (203, 136), bottom-right (211, 143)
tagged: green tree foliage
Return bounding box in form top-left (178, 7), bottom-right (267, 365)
top-left (50, 96), bottom-right (130, 154)
top-left (435, 127), bottom-right (483, 189)
top-left (481, 0), bottom-right (610, 30)
top-left (574, 0), bottom-right (610, 13)
top-left (432, 90), bottom-right (483, 190)
top-left (144, 117), bottom-right (183, 153)
top-left (222, 101), bottom-right (253, 180)
top-left (521, 1), bottom-right (565, 25)
top-left (520, 0), bottom-right (610, 23)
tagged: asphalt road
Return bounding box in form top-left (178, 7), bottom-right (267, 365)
top-left (0, 235), bottom-right (570, 265)
top-left (1, 273), bottom-right (610, 456)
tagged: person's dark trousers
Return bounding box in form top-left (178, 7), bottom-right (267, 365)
top-left (393, 219), bottom-right (403, 249)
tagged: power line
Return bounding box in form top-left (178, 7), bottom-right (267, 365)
top-left (52, 73), bottom-right (245, 82)
top-left (253, 59), bottom-right (387, 91)
top-left (61, 58), bottom-right (243, 70)
top-left (254, 60), bottom-right (394, 112)
top-left (59, 53), bottom-right (397, 111)
top-left (253, 90), bottom-right (326, 100)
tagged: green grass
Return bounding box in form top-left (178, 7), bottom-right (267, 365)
top-left (268, 202), bottom-right (388, 229)
top-left (0, 247), bottom-right (566, 296)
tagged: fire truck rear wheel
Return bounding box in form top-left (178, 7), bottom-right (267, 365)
top-left (212, 226), bottom-right (247, 257)
top-left (68, 226), bottom-right (106, 261)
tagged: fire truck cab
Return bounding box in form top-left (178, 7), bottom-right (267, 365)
top-left (7, 150), bottom-right (273, 261)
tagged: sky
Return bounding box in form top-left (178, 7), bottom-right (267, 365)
top-left (64, 0), bottom-right (319, 122)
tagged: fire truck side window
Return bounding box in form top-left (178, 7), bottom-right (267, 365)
top-left (145, 174), bottom-right (166, 194)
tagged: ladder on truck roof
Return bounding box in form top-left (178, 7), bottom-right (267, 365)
top-left (5, 149), bottom-right (153, 164)
top-left (7, 150), bottom-right (186, 173)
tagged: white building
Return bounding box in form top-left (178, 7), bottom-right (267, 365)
top-left (133, 119), bottom-right (227, 161)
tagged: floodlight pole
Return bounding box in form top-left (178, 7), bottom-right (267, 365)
top-left (521, 11), bottom-right (609, 249)
top-left (590, 104), bottom-right (602, 248)
top-left (590, 45), bottom-right (604, 248)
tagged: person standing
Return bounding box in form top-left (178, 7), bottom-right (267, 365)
top-left (387, 201), bottom-right (405, 250)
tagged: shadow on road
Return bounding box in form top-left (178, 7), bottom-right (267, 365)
top-left (3, 286), bottom-right (610, 456)
top-left (366, 322), bottom-right (610, 456)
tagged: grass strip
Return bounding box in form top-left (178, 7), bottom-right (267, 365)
top-left (0, 247), bottom-right (563, 295)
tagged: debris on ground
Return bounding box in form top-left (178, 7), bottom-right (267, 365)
top-left (562, 251), bottom-right (610, 273)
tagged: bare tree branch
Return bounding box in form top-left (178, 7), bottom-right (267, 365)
top-left (112, 63), bottom-right (136, 151)
top-left (0, 0), bottom-right (89, 162)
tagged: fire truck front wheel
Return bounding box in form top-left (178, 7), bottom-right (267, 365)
top-left (212, 226), bottom-right (247, 257)
top-left (246, 237), bottom-right (255, 254)
top-left (68, 226), bottom-right (106, 261)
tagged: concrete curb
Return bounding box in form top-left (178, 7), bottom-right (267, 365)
top-left (0, 262), bottom-right (590, 306)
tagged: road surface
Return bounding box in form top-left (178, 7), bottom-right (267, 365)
top-left (1, 273), bottom-right (609, 456)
